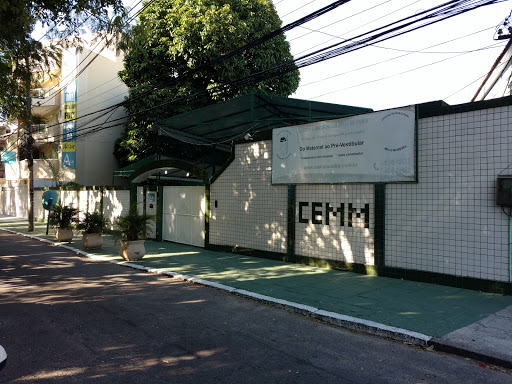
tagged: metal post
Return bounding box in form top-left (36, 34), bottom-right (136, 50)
top-left (46, 198), bottom-right (53, 235)
top-left (25, 59), bottom-right (34, 232)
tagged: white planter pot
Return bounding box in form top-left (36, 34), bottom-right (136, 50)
top-left (82, 233), bottom-right (103, 250)
top-left (120, 240), bottom-right (146, 261)
top-left (55, 227), bottom-right (73, 242)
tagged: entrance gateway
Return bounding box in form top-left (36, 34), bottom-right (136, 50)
top-left (162, 186), bottom-right (206, 247)
top-left (113, 94), bottom-right (372, 249)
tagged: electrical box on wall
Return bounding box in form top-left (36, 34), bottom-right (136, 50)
top-left (496, 176), bottom-right (512, 206)
top-left (146, 191), bottom-right (157, 215)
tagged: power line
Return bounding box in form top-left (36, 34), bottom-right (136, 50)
top-left (42, 0), bottom-right (501, 120)
top-left (45, 0), bottom-right (510, 147)
top-left (57, 0), bottom-right (382, 110)
top-left (8, 0), bottom-right (506, 155)
top-left (37, 0), bottom-right (149, 106)
top-left (139, 0), bottom-right (505, 110)
top-left (132, 0), bottom-right (354, 99)
top-left (27, 0), bottom-right (357, 133)
top-left (297, 27), bottom-right (502, 89)
top-left (280, 0), bottom-right (317, 19)
top-left (310, 42), bottom-right (505, 100)
top-left (287, 0), bottom-right (398, 45)
top-left (36, 0), bottom-right (431, 125)
top-left (443, 71), bottom-right (495, 100)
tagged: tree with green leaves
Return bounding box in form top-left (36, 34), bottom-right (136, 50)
top-left (115, 0), bottom-right (300, 165)
top-left (0, 0), bottom-right (127, 121)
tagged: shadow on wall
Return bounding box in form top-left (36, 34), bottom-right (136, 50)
top-left (296, 183), bottom-right (374, 267)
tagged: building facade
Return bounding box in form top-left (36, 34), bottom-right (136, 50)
top-left (207, 97), bottom-right (512, 292)
top-left (0, 37), bottom-right (127, 189)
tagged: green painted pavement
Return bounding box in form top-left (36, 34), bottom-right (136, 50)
top-left (2, 217), bottom-right (512, 337)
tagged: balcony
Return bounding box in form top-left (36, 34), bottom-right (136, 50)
top-left (31, 87), bottom-right (60, 115)
top-left (33, 124), bottom-right (48, 134)
top-left (0, 123), bottom-right (16, 138)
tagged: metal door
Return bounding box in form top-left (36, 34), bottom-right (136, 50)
top-left (162, 186), bottom-right (205, 247)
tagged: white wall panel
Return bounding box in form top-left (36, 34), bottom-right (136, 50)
top-left (210, 141), bottom-right (288, 253)
top-left (162, 186), bottom-right (205, 247)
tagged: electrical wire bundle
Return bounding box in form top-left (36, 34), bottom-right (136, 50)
top-left (1, 0), bottom-right (507, 155)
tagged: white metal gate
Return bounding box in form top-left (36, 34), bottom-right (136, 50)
top-left (162, 186), bottom-right (206, 247)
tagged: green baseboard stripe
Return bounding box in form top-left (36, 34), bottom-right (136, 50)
top-left (374, 183), bottom-right (385, 267)
top-left (287, 185), bottom-right (296, 257)
top-left (376, 266), bottom-right (512, 295)
top-left (206, 244), bottom-right (512, 295)
top-left (156, 185), bottom-right (163, 242)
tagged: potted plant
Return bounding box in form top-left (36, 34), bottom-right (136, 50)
top-left (48, 204), bottom-right (77, 242)
top-left (77, 211), bottom-right (107, 250)
top-left (114, 204), bottom-right (154, 261)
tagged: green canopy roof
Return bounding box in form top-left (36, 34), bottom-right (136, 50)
top-left (113, 154), bottom-right (214, 184)
top-left (155, 93), bottom-right (372, 150)
top-left (113, 154), bottom-right (163, 178)
top-left (114, 94), bottom-right (372, 184)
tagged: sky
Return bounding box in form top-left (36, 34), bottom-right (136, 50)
top-left (272, 0), bottom-right (512, 111)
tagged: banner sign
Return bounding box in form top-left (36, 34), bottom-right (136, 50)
top-left (272, 106), bottom-right (416, 184)
top-left (1, 151), bottom-right (16, 165)
top-left (62, 81), bottom-right (77, 169)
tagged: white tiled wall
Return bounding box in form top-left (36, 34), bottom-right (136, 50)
top-left (0, 187), bottom-right (129, 229)
top-left (34, 190), bottom-right (45, 220)
top-left (60, 190), bottom-right (78, 208)
top-left (210, 141), bottom-right (288, 252)
top-left (88, 190), bottom-right (102, 213)
top-left (295, 184), bottom-right (374, 264)
top-left (1, 187), bottom-right (17, 216)
top-left (386, 106), bottom-right (512, 282)
top-left (103, 189), bottom-right (130, 226)
top-left (78, 190), bottom-right (89, 218)
top-left (209, 104), bottom-right (512, 283)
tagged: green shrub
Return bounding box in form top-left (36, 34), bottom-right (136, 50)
top-left (114, 204), bottom-right (154, 241)
top-left (77, 211), bottom-right (107, 234)
top-left (48, 204), bottom-right (77, 229)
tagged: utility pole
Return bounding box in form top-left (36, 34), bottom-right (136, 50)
top-left (25, 56), bottom-right (34, 232)
top-left (471, 13), bottom-right (512, 102)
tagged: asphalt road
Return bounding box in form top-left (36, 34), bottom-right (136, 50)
top-left (0, 231), bottom-right (511, 383)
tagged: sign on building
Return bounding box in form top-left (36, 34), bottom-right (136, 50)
top-left (1, 151), bottom-right (16, 165)
top-left (272, 106), bottom-right (416, 184)
top-left (62, 81), bottom-right (77, 169)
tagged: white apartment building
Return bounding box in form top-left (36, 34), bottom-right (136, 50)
top-left (0, 37), bottom-right (127, 188)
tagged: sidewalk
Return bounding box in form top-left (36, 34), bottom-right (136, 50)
top-left (2, 215), bottom-right (512, 368)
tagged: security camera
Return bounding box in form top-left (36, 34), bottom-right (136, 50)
top-left (244, 133), bottom-right (253, 141)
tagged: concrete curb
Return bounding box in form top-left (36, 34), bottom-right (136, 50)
top-left (430, 338), bottom-right (512, 369)
top-left (312, 310), bottom-right (431, 345)
top-left (3, 228), bottom-right (433, 347)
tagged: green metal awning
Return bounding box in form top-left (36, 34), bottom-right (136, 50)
top-left (113, 154), bottom-right (213, 184)
top-left (155, 93), bottom-right (372, 150)
top-left (114, 94), bottom-right (372, 184)
top-left (113, 154), bottom-right (162, 178)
